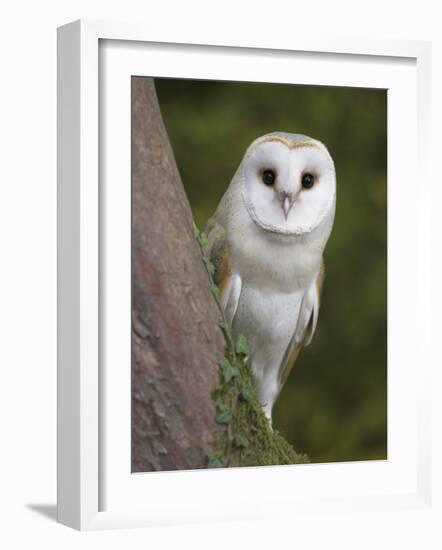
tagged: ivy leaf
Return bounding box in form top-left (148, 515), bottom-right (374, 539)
top-left (211, 285), bottom-right (220, 299)
top-left (219, 357), bottom-right (239, 383)
top-left (234, 431), bottom-right (249, 449)
top-left (239, 382), bottom-right (254, 403)
top-left (211, 387), bottom-right (221, 400)
top-left (193, 223), bottom-right (201, 240)
top-left (215, 403), bottom-right (231, 425)
top-left (207, 453), bottom-right (224, 468)
top-left (218, 319), bottom-right (232, 340)
top-left (202, 256), bottom-right (215, 275)
top-left (236, 334), bottom-right (250, 356)
top-left (198, 232), bottom-right (209, 247)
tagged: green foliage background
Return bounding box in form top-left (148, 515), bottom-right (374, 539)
top-left (155, 78), bottom-right (387, 463)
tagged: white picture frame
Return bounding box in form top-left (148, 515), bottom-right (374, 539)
top-left (57, 19), bottom-right (433, 531)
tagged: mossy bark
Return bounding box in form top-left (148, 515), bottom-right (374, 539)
top-left (131, 76), bottom-right (307, 472)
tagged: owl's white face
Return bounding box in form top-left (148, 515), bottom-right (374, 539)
top-left (240, 133), bottom-right (336, 236)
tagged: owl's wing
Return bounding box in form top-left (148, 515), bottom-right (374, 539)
top-left (278, 260), bottom-right (325, 388)
top-left (203, 216), bottom-right (242, 325)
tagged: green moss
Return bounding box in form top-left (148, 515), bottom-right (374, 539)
top-left (213, 343), bottom-right (309, 467)
top-left (194, 224), bottom-right (308, 468)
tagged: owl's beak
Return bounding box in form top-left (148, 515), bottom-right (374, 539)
top-left (279, 191), bottom-right (296, 219)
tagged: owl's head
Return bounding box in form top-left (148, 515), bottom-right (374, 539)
top-left (240, 132), bottom-right (336, 236)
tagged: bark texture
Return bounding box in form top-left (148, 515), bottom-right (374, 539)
top-left (131, 77), bottom-right (225, 472)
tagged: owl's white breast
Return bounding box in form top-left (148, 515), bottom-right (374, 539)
top-left (229, 204), bottom-right (323, 293)
top-left (232, 284), bottom-right (303, 365)
top-left (232, 282), bottom-right (303, 417)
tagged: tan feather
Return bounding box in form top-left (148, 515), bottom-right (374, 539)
top-left (277, 259), bottom-right (325, 391)
top-left (203, 216), bottom-right (232, 296)
top-left (203, 216), bottom-right (242, 325)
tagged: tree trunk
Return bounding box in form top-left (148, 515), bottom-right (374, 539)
top-left (131, 77), bottom-right (224, 472)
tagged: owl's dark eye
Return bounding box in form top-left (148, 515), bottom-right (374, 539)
top-left (301, 172), bottom-right (315, 189)
top-left (262, 169), bottom-right (276, 186)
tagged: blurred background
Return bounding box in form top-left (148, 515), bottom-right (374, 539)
top-left (155, 78), bottom-right (387, 463)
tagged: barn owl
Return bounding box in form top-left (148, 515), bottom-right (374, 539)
top-left (204, 132), bottom-right (336, 422)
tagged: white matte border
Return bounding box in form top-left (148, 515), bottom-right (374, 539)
top-left (101, 42), bottom-right (417, 509)
top-left (57, 19), bottom-right (432, 531)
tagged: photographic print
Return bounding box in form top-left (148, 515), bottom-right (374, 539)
top-left (131, 76), bottom-right (387, 472)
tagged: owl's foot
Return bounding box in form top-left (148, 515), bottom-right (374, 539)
top-left (262, 404), bottom-right (273, 430)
